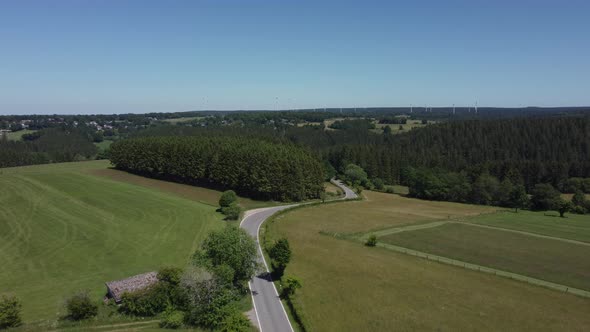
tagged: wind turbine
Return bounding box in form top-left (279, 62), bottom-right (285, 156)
top-left (452, 104), bottom-right (455, 115)
top-left (475, 101), bottom-right (478, 114)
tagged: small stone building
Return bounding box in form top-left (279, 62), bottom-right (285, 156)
top-left (105, 271), bottom-right (158, 303)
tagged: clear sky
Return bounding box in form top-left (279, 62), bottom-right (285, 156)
top-left (1, 0), bottom-right (589, 114)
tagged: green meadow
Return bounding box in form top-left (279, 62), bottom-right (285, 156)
top-left (0, 161), bottom-right (224, 323)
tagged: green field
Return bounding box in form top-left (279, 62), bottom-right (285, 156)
top-left (0, 161), bottom-right (225, 323)
top-left (469, 210), bottom-right (590, 243)
top-left (93, 140), bottom-right (113, 151)
top-left (4, 129), bottom-right (37, 141)
top-left (264, 191), bottom-right (590, 331)
top-left (381, 222), bottom-right (590, 290)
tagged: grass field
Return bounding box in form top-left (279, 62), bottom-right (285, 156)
top-left (4, 129), bottom-right (37, 141)
top-left (468, 210), bottom-right (590, 243)
top-left (93, 140), bottom-right (113, 151)
top-left (0, 161), bottom-right (225, 323)
top-left (264, 191), bottom-right (590, 331)
top-left (381, 223), bottom-right (590, 290)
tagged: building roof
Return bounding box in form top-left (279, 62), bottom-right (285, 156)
top-left (105, 271), bottom-right (158, 303)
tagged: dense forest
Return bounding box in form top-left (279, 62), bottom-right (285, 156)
top-left (109, 136), bottom-right (324, 201)
top-left (131, 115), bottom-right (590, 193)
top-left (0, 128), bottom-right (97, 168)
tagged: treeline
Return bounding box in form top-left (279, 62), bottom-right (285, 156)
top-left (0, 128), bottom-right (97, 168)
top-left (109, 136), bottom-right (324, 201)
top-left (325, 116), bottom-right (590, 190)
top-left (130, 116), bottom-right (590, 192)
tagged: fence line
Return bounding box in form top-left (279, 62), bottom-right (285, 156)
top-left (377, 242), bottom-right (590, 299)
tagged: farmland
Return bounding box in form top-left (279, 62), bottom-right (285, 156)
top-left (0, 161), bottom-right (226, 323)
top-left (468, 210), bottom-right (590, 243)
top-left (381, 222), bottom-right (590, 290)
top-left (264, 191), bottom-right (590, 331)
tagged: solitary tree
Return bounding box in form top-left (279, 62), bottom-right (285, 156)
top-left (508, 185), bottom-right (528, 212)
top-left (219, 190), bottom-right (237, 208)
top-left (365, 234), bottom-right (377, 247)
top-left (382, 125), bottom-right (392, 135)
top-left (269, 238), bottom-right (291, 277)
top-left (194, 226), bottom-right (258, 286)
top-left (555, 199), bottom-right (573, 218)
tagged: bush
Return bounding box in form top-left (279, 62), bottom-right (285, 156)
top-left (0, 295), bottom-right (22, 329)
top-left (219, 190), bottom-right (237, 208)
top-left (159, 308), bottom-right (184, 329)
top-left (218, 309), bottom-right (251, 332)
top-left (373, 178), bottom-right (385, 190)
top-left (385, 186), bottom-right (395, 194)
top-left (65, 291), bottom-right (98, 321)
top-left (221, 204), bottom-right (241, 220)
top-left (157, 267), bottom-right (183, 286)
top-left (281, 276), bottom-right (302, 298)
top-left (571, 205), bottom-right (587, 214)
top-left (365, 235), bottom-right (377, 247)
top-left (119, 284), bottom-right (168, 317)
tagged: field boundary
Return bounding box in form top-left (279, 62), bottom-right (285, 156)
top-left (370, 241), bottom-right (590, 298)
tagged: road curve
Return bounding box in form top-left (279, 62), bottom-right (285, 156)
top-left (240, 180), bottom-right (357, 332)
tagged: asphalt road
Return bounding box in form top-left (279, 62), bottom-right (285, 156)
top-left (240, 180), bottom-right (357, 332)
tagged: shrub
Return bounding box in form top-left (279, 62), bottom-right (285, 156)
top-left (157, 267), bottom-right (183, 286)
top-left (221, 204), bottom-right (241, 220)
top-left (159, 308), bottom-right (184, 329)
top-left (385, 186), bottom-right (395, 194)
top-left (0, 295), bottom-right (22, 329)
top-left (572, 205), bottom-right (587, 214)
top-left (218, 309), bottom-right (251, 332)
top-left (65, 291), bottom-right (98, 321)
top-left (373, 178), bottom-right (385, 190)
top-left (281, 276), bottom-right (302, 298)
top-left (365, 235), bottom-right (377, 247)
top-left (219, 190), bottom-right (237, 208)
top-left (119, 284), bottom-right (168, 317)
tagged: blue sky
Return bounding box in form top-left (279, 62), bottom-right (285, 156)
top-left (1, 0), bottom-right (589, 114)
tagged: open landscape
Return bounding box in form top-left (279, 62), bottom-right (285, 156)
top-left (264, 191), bottom-right (590, 331)
top-left (0, 161), bottom-right (224, 322)
top-left (2, 2), bottom-right (590, 331)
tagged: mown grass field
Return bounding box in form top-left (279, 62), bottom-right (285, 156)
top-left (265, 191), bottom-right (590, 331)
top-left (0, 161), bottom-right (225, 323)
top-left (381, 222), bottom-right (590, 290)
top-left (468, 210), bottom-right (590, 243)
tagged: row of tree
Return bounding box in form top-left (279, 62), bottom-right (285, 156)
top-left (109, 136), bottom-right (324, 201)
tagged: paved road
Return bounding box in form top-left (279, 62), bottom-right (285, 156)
top-left (240, 180), bottom-right (357, 332)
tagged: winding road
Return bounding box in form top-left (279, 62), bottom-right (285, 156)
top-left (240, 179), bottom-right (357, 332)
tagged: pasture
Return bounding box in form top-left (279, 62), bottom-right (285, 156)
top-left (0, 161), bottom-right (224, 322)
top-left (381, 222), bottom-right (590, 290)
top-left (468, 210), bottom-right (590, 243)
top-left (264, 191), bottom-right (590, 331)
